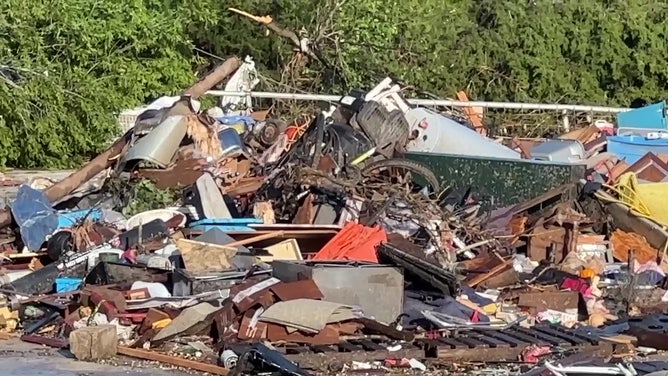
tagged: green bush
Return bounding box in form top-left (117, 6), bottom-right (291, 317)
top-left (0, 0), bottom-right (200, 168)
top-left (3, 0), bottom-right (668, 168)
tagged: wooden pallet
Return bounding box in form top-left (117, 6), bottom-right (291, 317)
top-left (232, 324), bottom-right (614, 369)
top-left (421, 324), bottom-right (613, 361)
top-left (231, 338), bottom-right (424, 369)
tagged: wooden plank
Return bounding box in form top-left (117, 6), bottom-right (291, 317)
top-left (437, 337), bottom-right (470, 349)
top-left (351, 339), bottom-right (385, 351)
top-left (483, 330), bottom-right (531, 347)
top-left (337, 342), bottom-right (363, 352)
top-left (284, 346), bottom-right (311, 354)
top-left (532, 326), bottom-right (594, 345)
top-left (6, 252), bottom-right (45, 259)
top-left (467, 258), bottom-right (512, 287)
top-left (496, 330), bottom-right (550, 346)
top-left (286, 346), bottom-right (424, 368)
top-left (436, 346), bottom-right (523, 361)
top-left (0, 332), bottom-right (18, 340)
top-left (310, 345), bottom-right (336, 353)
top-left (467, 332), bottom-right (510, 348)
top-left (514, 326), bottom-right (570, 346)
top-left (517, 291), bottom-right (579, 312)
top-left (546, 324), bottom-right (603, 344)
top-left (117, 347), bottom-right (228, 375)
top-left (455, 336), bottom-right (489, 348)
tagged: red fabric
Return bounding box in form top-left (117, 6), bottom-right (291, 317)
top-left (561, 277), bottom-right (589, 295)
top-left (521, 344), bottom-right (552, 363)
top-left (122, 248), bottom-right (138, 264)
top-left (312, 222), bottom-right (387, 263)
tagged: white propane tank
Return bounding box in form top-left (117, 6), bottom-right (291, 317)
top-left (404, 108), bottom-right (521, 160)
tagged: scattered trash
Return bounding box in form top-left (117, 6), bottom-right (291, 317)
top-left (1, 58), bottom-right (668, 376)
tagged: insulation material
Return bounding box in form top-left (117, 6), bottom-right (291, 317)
top-left (186, 115), bottom-right (224, 160)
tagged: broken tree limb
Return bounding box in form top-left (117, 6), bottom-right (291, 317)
top-left (0, 56), bottom-right (242, 229)
top-left (228, 8), bottom-right (319, 61)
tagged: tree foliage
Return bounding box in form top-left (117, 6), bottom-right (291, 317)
top-left (0, 0), bottom-right (201, 168)
top-left (2, 0), bottom-right (668, 168)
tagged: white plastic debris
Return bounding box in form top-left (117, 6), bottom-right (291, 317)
top-left (386, 344), bottom-right (402, 352)
top-left (409, 358), bottom-right (427, 371)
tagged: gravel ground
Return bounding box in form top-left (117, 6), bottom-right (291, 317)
top-left (0, 339), bottom-right (198, 376)
top-left (6, 337), bottom-right (666, 376)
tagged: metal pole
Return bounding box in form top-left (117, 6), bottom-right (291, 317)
top-left (204, 90), bottom-right (630, 113)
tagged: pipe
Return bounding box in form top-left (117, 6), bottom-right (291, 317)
top-left (203, 91), bottom-right (630, 113)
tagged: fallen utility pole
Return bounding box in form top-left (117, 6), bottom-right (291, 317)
top-left (0, 56), bottom-right (242, 229)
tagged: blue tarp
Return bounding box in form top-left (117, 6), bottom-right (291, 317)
top-left (11, 185), bottom-right (59, 251)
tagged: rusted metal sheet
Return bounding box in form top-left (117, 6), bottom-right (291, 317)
top-left (517, 291), bottom-right (579, 313)
top-left (356, 318), bottom-right (415, 342)
top-left (224, 177), bottom-right (264, 196)
top-left (527, 225), bottom-right (566, 262)
top-left (265, 322), bottom-right (356, 345)
top-left (270, 279), bottom-right (323, 301)
top-left (137, 157), bottom-right (207, 189)
top-left (611, 229), bottom-right (663, 265)
top-left (622, 152), bottom-right (668, 182)
top-left (238, 311), bottom-right (269, 341)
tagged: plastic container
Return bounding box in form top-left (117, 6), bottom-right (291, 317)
top-left (57, 208), bottom-right (103, 228)
top-left (99, 252), bottom-right (121, 263)
top-left (189, 218), bottom-right (263, 232)
top-left (87, 248), bottom-right (124, 271)
top-left (404, 108), bottom-right (521, 160)
top-left (607, 134), bottom-right (668, 164)
top-left (126, 209), bottom-right (186, 230)
top-left (56, 277), bottom-right (83, 293)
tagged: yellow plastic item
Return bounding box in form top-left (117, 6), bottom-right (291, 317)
top-left (5, 318), bottom-right (18, 332)
top-left (151, 318), bottom-right (172, 330)
top-left (580, 269), bottom-right (596, 279)
top-left (482, 303), bottom-right (498, 315)
top-left (595, 172), bottom-right (668, 227)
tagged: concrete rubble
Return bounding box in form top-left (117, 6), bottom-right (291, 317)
top-left (2, 56), bottom-right (668, 375)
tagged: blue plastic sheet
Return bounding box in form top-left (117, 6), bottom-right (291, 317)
top-left (55, 277), bottom-right (83, 293)
top-left (11, 185), bottom-right (58, 251)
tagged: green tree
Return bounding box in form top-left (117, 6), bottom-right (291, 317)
top-left (4, 0), bottom-right (668, 168)
top-left (0, 0), bottom-right (202, 168)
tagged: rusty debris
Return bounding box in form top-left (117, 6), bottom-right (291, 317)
top-left (1, 62), bottom-right (668, 376)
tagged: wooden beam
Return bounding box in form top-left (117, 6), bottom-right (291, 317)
top-left (117, 347), bottom-right (229, 375)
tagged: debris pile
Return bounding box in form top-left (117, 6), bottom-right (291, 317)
top-left (2, 56), bottom-right (668, 376)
